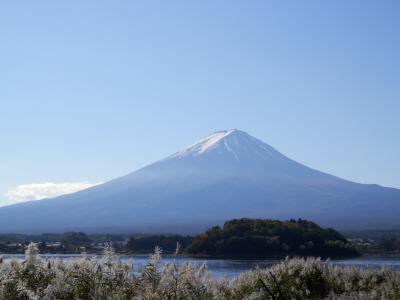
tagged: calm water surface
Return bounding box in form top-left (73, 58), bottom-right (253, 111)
top-left (3, 254), bottom-right (400, 278)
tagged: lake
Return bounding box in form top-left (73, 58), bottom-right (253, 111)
top-left (2, 254), bottom-right (400, 278)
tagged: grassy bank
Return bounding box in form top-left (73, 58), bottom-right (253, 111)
top-left (0, 243), bottom-right (399, 299)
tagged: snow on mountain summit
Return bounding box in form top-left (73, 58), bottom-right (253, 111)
top-left (167, 129), bottom-right (281, 161)
top-left (169, 130), bottom-right (236, 158)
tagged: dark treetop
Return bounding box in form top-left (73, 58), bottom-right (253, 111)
top-left (187, 218), bottom-right (359, 258)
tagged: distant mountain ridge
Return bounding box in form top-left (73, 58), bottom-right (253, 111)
top-left (0, 129), bottom-right (399, 233)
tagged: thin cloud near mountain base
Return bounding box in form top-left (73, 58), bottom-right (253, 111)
top-left (3, 182), bottom-right (100, 206)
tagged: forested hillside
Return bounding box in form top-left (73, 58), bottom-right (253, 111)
top-left (187, 218), bottom-right (359, 258)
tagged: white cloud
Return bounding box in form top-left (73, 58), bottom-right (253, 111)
top-left (3, 182), bottom-right (100, 206)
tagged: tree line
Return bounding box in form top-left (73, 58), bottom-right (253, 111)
top-left (0, 218), bottom-right (360, 258)
top-left (186, 218), bottom-right (359, 258)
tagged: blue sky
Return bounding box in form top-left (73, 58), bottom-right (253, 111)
top-left (1, 1), bottom-right (399, 205)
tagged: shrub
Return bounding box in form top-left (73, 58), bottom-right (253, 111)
top-left (0, 243), bottom-right (399, 299)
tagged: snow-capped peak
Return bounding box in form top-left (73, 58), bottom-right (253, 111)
top-left (167, 129), bottom-right (280, 161)
top-left (169, 130), bottom-right (236, 158)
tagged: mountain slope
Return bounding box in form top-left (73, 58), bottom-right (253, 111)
top-left (0, 129), bottom-right (399, 233)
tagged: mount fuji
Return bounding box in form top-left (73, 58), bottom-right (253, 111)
top-left (1, 129), bottom-right (399, 233)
